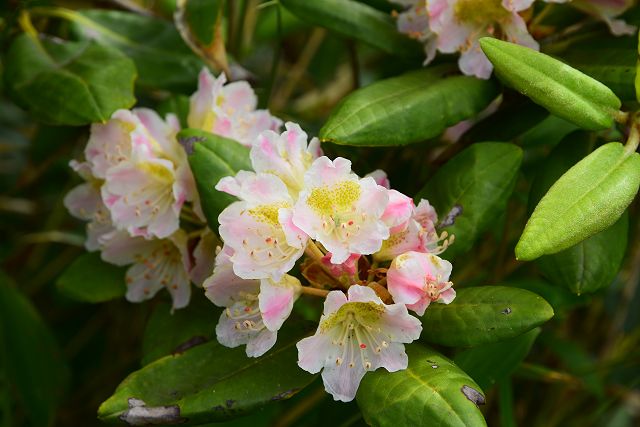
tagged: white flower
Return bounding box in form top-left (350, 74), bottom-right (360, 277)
top-left (216, 172), bottom-right (307, 280)
top-left (188, 68), bottom-right (282, 146)
top-left (297, 285), bottom-right (422, 402)
top-left (292, 157), bottom-right (390, 264)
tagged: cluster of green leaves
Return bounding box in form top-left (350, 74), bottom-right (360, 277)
top-left (1, 0), bottom-right (640, 426)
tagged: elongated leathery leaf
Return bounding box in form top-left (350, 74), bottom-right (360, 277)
top-left (357, 344), bottom-right (486, 427)
top-left (416, 143), bottom-right (522, 259)
top-left (98, 322), bottom-right (316, 425)
top-left (70, 9), bottom-right (203, 91)
top-left (529, 132), bottom-right (629, 294)
top-left (516, 142), bottom-right (640, 261)
top-left (454, 328), bottom-right (540, 391)
top-left (320, 65), bottom-right (499, 146)
top-left (4, 34), bottom-right (136, 126)
top-left (420, 287), bottom-right (554, 347)
top-left (479, 37), bottom-right (621, 130)
top-left (56, 252), bottom-right (126, 303)
top-left (280, 0), bottom-right (421, 58)
top-left (178, 129), bottom-right (251, 228)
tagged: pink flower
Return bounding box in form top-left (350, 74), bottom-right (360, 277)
top-left (364, 170), bottom-right (390, 189)
top-left (250, 122), bottom-right (323, 195)
top-left (92, 109), bottom-right (197, 239)
top-left (321, 253), bottom-right (361, 279)
top-left (297, 285), bottom-right (422, 402)
top-left (391, 0), bottom-right (438, 64)
top-left (101, 230), bottom-right (193, 310)
top-left (188, 68), bottom-right (281, 146)
top-left (63, 165), bottom-right (115, 251)
top-left (380, 189), bottom-right (414, 234)
top-left (204, 246), bottom-right (299, 357)
top-left (374, 199), bottom-right (451, 261)
top-left (216, 172), bottom-right (307, 280)
top-left (387, 251), bottom-right (456, 316)
top-left (292, 157), bottom-right (390, 264)
top-left (427, 0), bottom-right (541, 79)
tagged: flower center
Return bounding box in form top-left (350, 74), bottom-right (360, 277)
top-left (454, 0), bottom-right (511, 26)
top-left (325, 309), bottom-right (390, 371)
top-left (307, 181), bottom-right (361, 216)
top-left (248, 203), bottom-right (288, 226)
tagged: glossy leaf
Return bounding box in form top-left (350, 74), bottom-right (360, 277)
top-left (280, 0), bottom-right (422, 58)
top-left (178, 128), bottom-right (252, 227)
top-left (4, 34), bottom-right (136, 126)
top-left (504, 278), bottom-right (583, 314)
top-left (70, 9), bottom-right (203, 91)
top-left (420, 286), bottom-right (554, 347)
top-left (480, 37), bottom-right (621, 130)
top-left (516, 142), bottom-right (640, 261)
top-left (141, 296), bottom-right (218, 365)
top-left (529, 133), bottom-right (629, 294)
top-left (98, 322), bottom-right (316, 425)
top-left (320, 65), bottom-right (499, 146)
top-left (357, 344), bottom-right (486, 427)
top-left (454, 328), bottom-right (540, 390)
top-left (56, 252), bottom-right (126, 303)
top-left (0, 272), bottom-right (68, 427)
top-left (416, 143), bottom-right (522, 258)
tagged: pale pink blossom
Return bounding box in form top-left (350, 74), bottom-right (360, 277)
top-left (427, 0), bottom-right (543, 79)
top-left (204, 246), bottom-right (277, 357)
top-left (297, 285), bottom-right (422, 402)
top-left (217, 172), bottom-right (307, 281)
top-left (93, 109), bottom-right (197, 239)
top-left (387, 251), bottom-right (456, 316)
top-left (381, 190), bottom-right (414, 234)
top-left (374, 199), bottom-right (451, 261)
top-left (391, 0), bottom-right (438, 64)
top-left (292, 157), bottom-right (390, 265)
top-left (101, 230), bottom-right (193, 310)
top-left (101, 156), bottom-right (189, 239)
top-left (364, 170), bottom-right (390, 189)
top-left (259, 274), bottom-right (301, 332)
top-left (188, 68), bottom-right (281, 146)
top-left (321, 253), bottom-right (361, 279)
top-left (250, 122), bottom-right (323, 195)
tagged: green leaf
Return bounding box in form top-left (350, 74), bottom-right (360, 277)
top-left (141, 296), bottom-right (218, 365)
top-left (503, 278), bottom-right (583, 314)
top-left (98, 322), bottom-right (316, 425)
top-left (479, 37), bottom-right (621, 130)
top-left (178, 128), bottom-right (252, 227)
top-left (320, 65), bottom-right (499, 146)
top-left (70, 9), bottom-right (204, 92)
top-left (56, 252), bottom-right (126, 303)
top-left (516, 142), bottom-right (640, 261)
top-left (0, 271), bottom-right (69, 427)
top-left (357, 344), bottom-right (486, 427)
top-left (185, 0), bottom-right (225, 47)
top-left (416, 142), bottom-right (522, 258)
top-left (454, 328), bottom-right (540, 391)
top-left (529, 133), bottom-right (629, 294)
top-left (420, 286), bottom-right (554, 347)
top-left (280, 0), bottom-right (422, 58)
top-left (4, 34), bottom-right (136, 126)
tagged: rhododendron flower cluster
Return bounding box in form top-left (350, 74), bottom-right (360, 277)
top-left (391, 0), bottom-right (636, 78)
top-left (203, 122), bottom-right (456, 401)
top-left (65, 68), bottom-right (280, 310)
